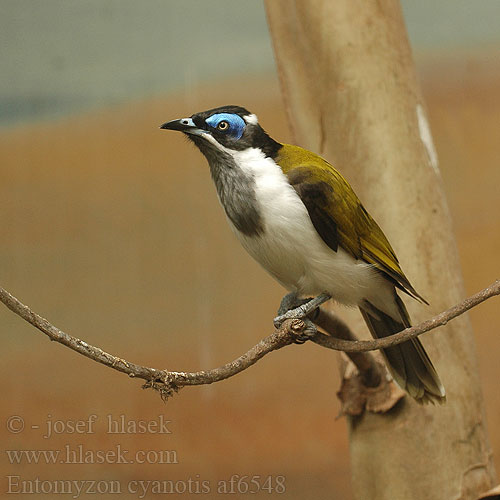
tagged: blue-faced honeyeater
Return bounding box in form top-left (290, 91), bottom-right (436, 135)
top-left (160, 105), bottom-right (445, 404)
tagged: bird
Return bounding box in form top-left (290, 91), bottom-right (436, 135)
top-left (160, 105), bottom-right (445, 404)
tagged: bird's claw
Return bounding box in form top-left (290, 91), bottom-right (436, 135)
top-left (273, 292), bottom-right (331, 329)
top-left (287, 318), bottom-right (318, 344)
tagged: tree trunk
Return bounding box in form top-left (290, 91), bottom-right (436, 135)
top-left (265, 1), bottom-right (497, 499)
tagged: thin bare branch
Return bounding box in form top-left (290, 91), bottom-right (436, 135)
top-left (0, 287), bottom-right (161, 380)
top-left (0, 279), bottom-right (498, 398)
top-left (310, 279), bottom-right (500, 352)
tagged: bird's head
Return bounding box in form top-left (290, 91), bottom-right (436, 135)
top-left (160, 105), bottom-right (281, 160)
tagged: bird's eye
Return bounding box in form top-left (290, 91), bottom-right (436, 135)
top-left (217, 121), bottom-right (229, 131)
top-left (205, 113), bottom-right (245, 139)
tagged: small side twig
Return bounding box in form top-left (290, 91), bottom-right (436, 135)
top-left (0, 280), bottom-right (498, 400)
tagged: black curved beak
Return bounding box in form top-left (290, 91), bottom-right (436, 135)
top-left (160, 117), bottom-right (201, 134)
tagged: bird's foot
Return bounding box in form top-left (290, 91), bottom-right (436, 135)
top-left (276, 292), bottom-right (303, 316)
top-left (274, 292), bottom-right (331, 326)
top-left (273, 292), bottom-right (331, 343)
top-left (289, 319), bottom-right (318, 344)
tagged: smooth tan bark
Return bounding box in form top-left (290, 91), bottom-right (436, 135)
top-left (265, 1), bottom-right (496, 498)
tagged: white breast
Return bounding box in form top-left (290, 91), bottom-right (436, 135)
top-left (226, 148), bottom-right (389, 308)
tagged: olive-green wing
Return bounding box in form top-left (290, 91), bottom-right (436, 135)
top-left (276, 144), bottom-right (426, 303)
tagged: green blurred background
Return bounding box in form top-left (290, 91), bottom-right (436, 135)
top-left (1, 1), bottom-right (499, 498)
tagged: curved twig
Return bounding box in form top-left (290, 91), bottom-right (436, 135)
top-left (0, 280), bottom-right (498, 398)
top-left (310, 279), bottom-right (499, 352)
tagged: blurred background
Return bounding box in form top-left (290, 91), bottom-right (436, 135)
top-left (1, 1), bottom-right (499, 498)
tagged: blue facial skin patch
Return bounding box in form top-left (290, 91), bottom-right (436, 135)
top-left (206, 113), bottom-right (246, 140)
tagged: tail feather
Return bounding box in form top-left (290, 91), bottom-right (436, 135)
top-left (360, 294), bottom-right (445, 404)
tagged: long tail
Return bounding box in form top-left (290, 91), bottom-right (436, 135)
top-left (360, 294), bottom-right (445, 404)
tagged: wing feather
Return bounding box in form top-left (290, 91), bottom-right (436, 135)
top-left (277, 144), bottom-right (427, 303)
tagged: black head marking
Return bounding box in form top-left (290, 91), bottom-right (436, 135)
top-left (189, 105), bottom-right (282, 158)
top-left (161, 106), bottom-right (283, 238)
